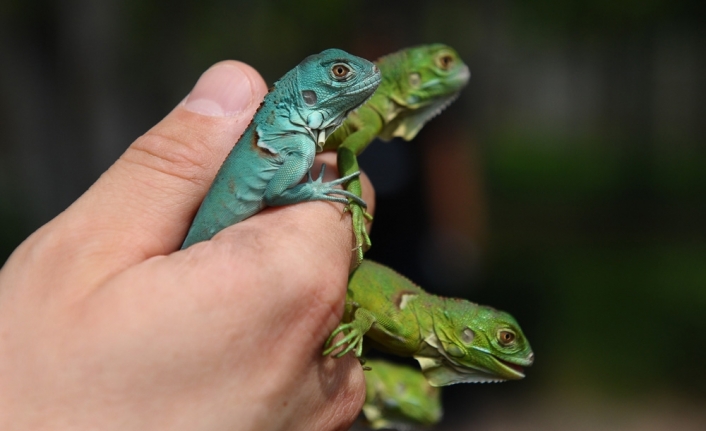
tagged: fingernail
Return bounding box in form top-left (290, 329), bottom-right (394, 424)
top-left (183, 63), bottom-right (254, 116)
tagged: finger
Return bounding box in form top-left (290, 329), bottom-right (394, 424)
top-left (311, 152), bottom-right (375, 267)
top-left (45, 61), bottom-right (268, 271)
top-left (289, 354), bottom-right (365, 431)
top-left (316, 152), bottom-right (376, 219)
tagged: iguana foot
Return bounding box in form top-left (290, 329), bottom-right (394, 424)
top-left (322, 321), bottom-right (365, 358)
top-left (304, 164), bottom-right (368, 207)
top-left (348, 203), bottom-right (372, 265)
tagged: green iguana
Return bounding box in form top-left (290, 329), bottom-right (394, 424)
top-left (182, 49), bottom-right (381, 248)
top-left (323, 44), bottom-right (470, 263)
top-left (324, 261), bottom-right (534, 386)
top-left (361, 359), bottom-right (442, 430)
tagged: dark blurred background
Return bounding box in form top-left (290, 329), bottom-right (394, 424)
top-left (1, 0), bottom-right (705, 429)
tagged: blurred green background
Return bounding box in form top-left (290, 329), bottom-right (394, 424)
top-left (1, 0), bottom-right (704, 429)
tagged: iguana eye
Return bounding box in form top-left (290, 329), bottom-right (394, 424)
top-left (408, 72), bottom-right (421, 88)
top-left (497, 330), bottom-right (516, 346)
top-left (436, 53), bottom-right (454, 70)
top-left (331, 63), bottom-right (351, 80)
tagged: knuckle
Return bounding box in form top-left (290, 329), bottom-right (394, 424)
top-left (124, 128), bottom-right (222, 188)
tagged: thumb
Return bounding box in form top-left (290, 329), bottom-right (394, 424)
top-left (19, 61), bottom-right (268, 286)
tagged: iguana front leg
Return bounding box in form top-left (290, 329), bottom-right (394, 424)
top-left (264, 163), bottom-right (366, 207)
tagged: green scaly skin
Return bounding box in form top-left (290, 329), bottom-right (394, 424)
top-left (324, 261), bottom-right (534, 386)
top-left (362, 359), bottom-right (442, 430)
top-left (323, 44), bottom-right (470, 264)
top-left (181, 49), bottom-right (381, 248)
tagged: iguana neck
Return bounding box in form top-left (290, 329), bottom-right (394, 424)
top-left (371, 49), bottom-right (415, 123)
top-left (404, 294), bottom-right (448, 356)
top-left (267, 68), bottom-right (299, 109)
top-left (366, 89), bottom-right (406, 125)
top-left (256, 70), bottom-right (304, 137)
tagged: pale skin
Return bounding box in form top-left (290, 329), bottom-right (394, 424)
top-left (0, 60), bottom-right (375, 431)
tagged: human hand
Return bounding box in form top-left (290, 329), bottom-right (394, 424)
top-left (0, 60), bottom-right (374, 431)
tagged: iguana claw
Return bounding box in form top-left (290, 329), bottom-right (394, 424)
top-left (296, 164), bottom-right (368, 207)
top-left (309, 164), bottom-right (368, 207)
top-left (349, 204), bottom-right (372, 265)
top-left (323, 322), bottom-right (365, 358)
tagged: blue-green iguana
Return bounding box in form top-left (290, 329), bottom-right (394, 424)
top-left (182, 49), bottom-right (381, 248)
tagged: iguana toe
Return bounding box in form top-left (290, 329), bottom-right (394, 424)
top-left (350, 204), bottom-right (371, 265)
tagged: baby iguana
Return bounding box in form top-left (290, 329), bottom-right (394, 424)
top-left (324, 261), bottom-right (534, 386)
top-left (361, 359), bottom-right (442, 430)
top-left (182, 49), bottom-right (381, 248)
top-left (322, 44), bottom-right (470, 263)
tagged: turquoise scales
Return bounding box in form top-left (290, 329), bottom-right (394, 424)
top-left (177, 46), bottom-right (531, 428)
top-left (182, 49), bottom-right (381, 248)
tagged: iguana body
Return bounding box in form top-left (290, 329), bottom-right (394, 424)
top-left (182, 49), bottom-right (381, 248)
top-left (362, 359), bottom-right (442, 430)
top-left (324, 261), bottom-right (534, 386)
top-left (323, 44), bottom-right (470, 262)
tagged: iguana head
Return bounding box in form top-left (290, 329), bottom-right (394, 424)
top-left (377, 43), bottom-right (470, 140)
top-left (415, 300), bottom-right (534, 386)
top-left (290, 48), bottom-right (381, 151)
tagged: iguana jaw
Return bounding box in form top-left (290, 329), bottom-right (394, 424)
top-left (415, 334), bottom-right (528, 385)
top-left (415, 356), bottom-right (509, 386)
top-left (381, 65), bottom-right (470, 141)
top-left (487, 355), bottom-right (526, 379)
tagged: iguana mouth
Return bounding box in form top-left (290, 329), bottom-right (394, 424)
top-left (419, 334), bottom-right (528, 384)
top-left (489, 356), bottom-right (525, 380)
